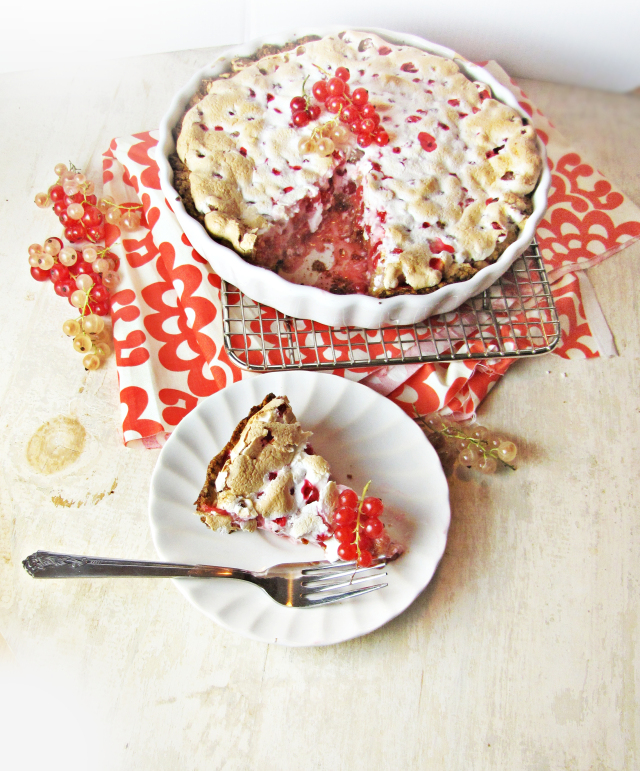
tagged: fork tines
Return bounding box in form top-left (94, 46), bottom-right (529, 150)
top-left (300, 558), bottom-right (386, 577)
top-left (300, 560), bottom-right (388, 605)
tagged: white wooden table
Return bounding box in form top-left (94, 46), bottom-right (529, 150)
top-left (1, 47), bottom-right (639, 770)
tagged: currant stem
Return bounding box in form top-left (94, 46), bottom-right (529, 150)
top-left (310, 111), bottom-right (341, 141)
top-left (301, 74), bottom-right (311, 108)
top-left (312, 63), bottom-right (331, 78)
top-left (354, 480), bottom-right (372, 561)
top-left (80, 282), bottom-right (94, 323)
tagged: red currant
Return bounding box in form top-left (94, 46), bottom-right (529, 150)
top-left (418, 132), bottom-right (438, 152)
top-left (82, 207), bottom-right (103, 228)
top-left (53, 201), bottom-right (66, 216)
top-left (68, 258), bottom-right (84, 275)
top-left (312, 80), bottom-right (329, 102)
top-left (360, 118), bottom-right (377, 134)
top-left (301, 479), bottom-right (319, 503)
top-left (92, 300), bottom-right (110, 316)
top-left (50, 264), bottom-right (70, 283)
top-left (54, 279), bottom-right (75, 298)
top-left (91, 284), bottom-right (110, 303)
top-left (374, 130), bottom-right (390, 147)
top-left (361, 103), bottom-right (377, 119)
top-left (30, 266), bottom-right (50, 282)
top-left (75, 262), bottom-right (96, 276)
top-left (357, 534), bottom-right (374, 553)
top-left (87, 224), bottom-right (105, 241)
top-left (337, 543), bottom-right (357, 561)
top-left (362, 497), bottom-right (384, 518)
top-left (333, 506), bottom-right (356, 526)
top-left (340, 104), bottom-right (361, 124)
top-left (364, 517), bottom-right (384, 537)
top-left (327, 77), bottom-right (345, 97)
top-left (357, 550), bottom-right (373, 568)
top-left (65, 225), bottom-right (84, 242)
top-left (86, 194), bottom-right (98, 206)
top-left (290, 96), bottom-right (307, 113)
top-left (64, 193), bottom-right (84, 206)
top-left (357, 133), bottom-right (373, 148)
top-left (339, 489), bottom-right (359, 509)
top-left (352, 88), bottom-right (369, 107)
top-left (292, 110), bottom-right (310, 127)
top-left (334, 526), bottom-right (355, 544)
top-left (49, 185), bottom-right (65, 202)
top-left (307, 104), bottom-right (321, 121)
top-left (326, 96), bottom-right (345, 114)
top-left (335, 67), bottom-right (350, 82)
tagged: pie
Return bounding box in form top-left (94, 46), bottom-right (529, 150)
top-left (173, 30), bottom-right (543, 298)
top-left (194, 393), bottom-right (402, 563)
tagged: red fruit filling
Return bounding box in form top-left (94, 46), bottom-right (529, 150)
top-left (301, 480), bottom-right (319, 503)
top-left (252, 172), bottom-right (372, 295)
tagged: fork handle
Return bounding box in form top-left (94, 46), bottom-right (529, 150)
top-left (22, 551), bottom-right (255, 581)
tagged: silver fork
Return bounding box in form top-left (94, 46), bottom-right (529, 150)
top-left (22, 551), bottom-right (388, 608)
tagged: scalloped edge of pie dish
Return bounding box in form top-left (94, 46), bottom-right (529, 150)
top-left (158, 26), bottom-right (550, 329)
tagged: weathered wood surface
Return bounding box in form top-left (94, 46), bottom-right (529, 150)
top-left (1, 49), bottom-right (639, 770)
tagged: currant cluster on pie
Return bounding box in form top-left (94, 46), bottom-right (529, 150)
top-left (175, 31), bottom-right (543, 298)
top-left (194, 394), bottom-right (402, 565)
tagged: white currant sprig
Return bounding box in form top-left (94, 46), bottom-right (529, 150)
top-left (62, 276), bottom-right (112, 370)
top-left (413, 407), bottom-right (518, 473)
top-left (96, 196), bottom-right (144, 230)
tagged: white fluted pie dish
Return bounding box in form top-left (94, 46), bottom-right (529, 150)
top-left (158, 27), bottom-right (550, 328)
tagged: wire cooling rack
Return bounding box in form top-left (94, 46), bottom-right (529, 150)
top-left (221, 240), bottom-right (560, 371)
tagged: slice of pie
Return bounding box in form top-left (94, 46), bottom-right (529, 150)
top-left (195, 393), bottom-right (402, 563)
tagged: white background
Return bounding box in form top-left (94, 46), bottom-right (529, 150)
top-left (3, 0), bottom-right (639, 91)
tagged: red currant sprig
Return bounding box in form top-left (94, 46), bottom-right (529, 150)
top-left (333, 481), bottom-right (387, 567)
top-left (288, 75), bottom-right (322, 128)
top-left (306, 66), bottom-right (390, 149)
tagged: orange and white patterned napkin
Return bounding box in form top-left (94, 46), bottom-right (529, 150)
top-left (102, 62), bottom-right (640, 447)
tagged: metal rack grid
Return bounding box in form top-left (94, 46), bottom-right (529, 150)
top-left (221, 240), bottom-right (560, 372)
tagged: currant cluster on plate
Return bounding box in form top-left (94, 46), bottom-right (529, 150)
top-left (333, 483), bottom-right (387, 567)
top-left (415, 410), bottom-right (518, 474)
top-left (293, 66), bottom-right (390, 157)
top-left (30, 162), bottom-right (141, 370)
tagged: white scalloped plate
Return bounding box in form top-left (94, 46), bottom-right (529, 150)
top-left (158, 26), bottom-right (550, 328)
top-left (149, 372), bottom-right (450, 646)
